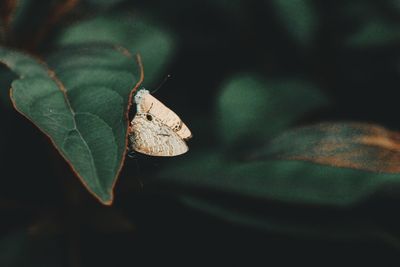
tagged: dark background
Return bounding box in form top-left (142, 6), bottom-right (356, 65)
top-left (1, 0), bottom-right (400, 266)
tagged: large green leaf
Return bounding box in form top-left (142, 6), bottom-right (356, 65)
top-left (217, 74), bottom-right (329, 144)
top-left (155, 121), bottom-right (400, 239)
top-left (154, 149), bottom-right (400, 245)
top-left (154, 151), bottom-right (398, 246)
top-left (157, 151), bottom-right (398, 207)
top-left (54, 12), bottom-right (176, 86)
top-left (0, 45), bottom-right (142, 204)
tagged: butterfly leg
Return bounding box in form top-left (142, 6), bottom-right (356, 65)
top-left (127, 149), bottom-right (137, 159)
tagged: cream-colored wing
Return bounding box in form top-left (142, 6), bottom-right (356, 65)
top-left (129, 113), bottom-right (188, 157)
top-left (135, 89), bottom-right (192, 140)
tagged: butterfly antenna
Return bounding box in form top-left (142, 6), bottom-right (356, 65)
top-left (151, 74), bottom-right (171, 94)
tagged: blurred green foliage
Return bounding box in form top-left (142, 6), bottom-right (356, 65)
top-left (0, 0), bottom-right (400, 266)
top-left (271, 0), bottom-right (317, 45)
top-left (217, 74), bottom-right (328, 143)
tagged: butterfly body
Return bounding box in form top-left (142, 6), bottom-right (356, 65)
top-left (129, 89), bottom-right (191, 157)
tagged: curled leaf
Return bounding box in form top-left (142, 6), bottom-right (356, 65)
top-left (263, 122), bottom-right (400, 173)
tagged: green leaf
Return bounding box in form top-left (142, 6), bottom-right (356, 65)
top-left (179, 195), bottom-right (399, 246)
top-left (155, 149), bottom-right (400, 244)
top-left (155, 121), bottom-right (400, 238)
top-left (0, 45), bottom-right (142, 204)
top-left (271, 0), bottom-right (318, 46)
top-left (347, 20), bottom-right (400, 47)
top-left (158, 151), bottom-right (397, 207)
top-left (217, 74), bottom-right (328, 144)
top-left (55, 12), bottom-right (176, 86)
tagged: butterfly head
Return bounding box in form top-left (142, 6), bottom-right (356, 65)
top-left (134, 88), bottom-right (150, 105)
top-left (134, 89), bottom-right (153, 114)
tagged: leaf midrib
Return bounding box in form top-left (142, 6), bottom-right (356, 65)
top-left (14, 58), bottom-right (107, 193)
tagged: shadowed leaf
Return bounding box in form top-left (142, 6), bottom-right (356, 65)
top-left (154, 149), bottom-right (400, 243)
top-left (0, 46), bottom-right (142, 204)
top-left (347, 20), bottom-right (400, 47)
top-left (0, 64), bottom-right (16, 108)
top-left (179, 195), bottom-right (399, 247)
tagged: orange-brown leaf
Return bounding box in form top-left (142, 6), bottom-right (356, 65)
top-left (262, 122), bottom-right (400, 173)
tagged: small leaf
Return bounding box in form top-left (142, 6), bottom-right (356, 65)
top-left (271, 0), bottom-right (318, 46)
top-left (217, 74), bottom-right (328, 144)
top-left (55, 12), bottom-right (176, 85)
top-left (0, 45), bottom-right (142, 204)
top-left (259, 122), bottom-right (400, 173)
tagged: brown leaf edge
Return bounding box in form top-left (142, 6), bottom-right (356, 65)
top-left (4, 49), bottom-right (144, 205)
top-left (104, 52), bottom-right (144, 205)
top-left (31, 0), bottom-right (80, 50)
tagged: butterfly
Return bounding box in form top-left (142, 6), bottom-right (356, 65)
top-left (128, 89), bottom-right (192, 156)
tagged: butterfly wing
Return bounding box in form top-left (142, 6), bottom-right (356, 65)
top-left (129, 113), bottom-right (188, 156)
top-left (135, 89), bottom-right (192, 140)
